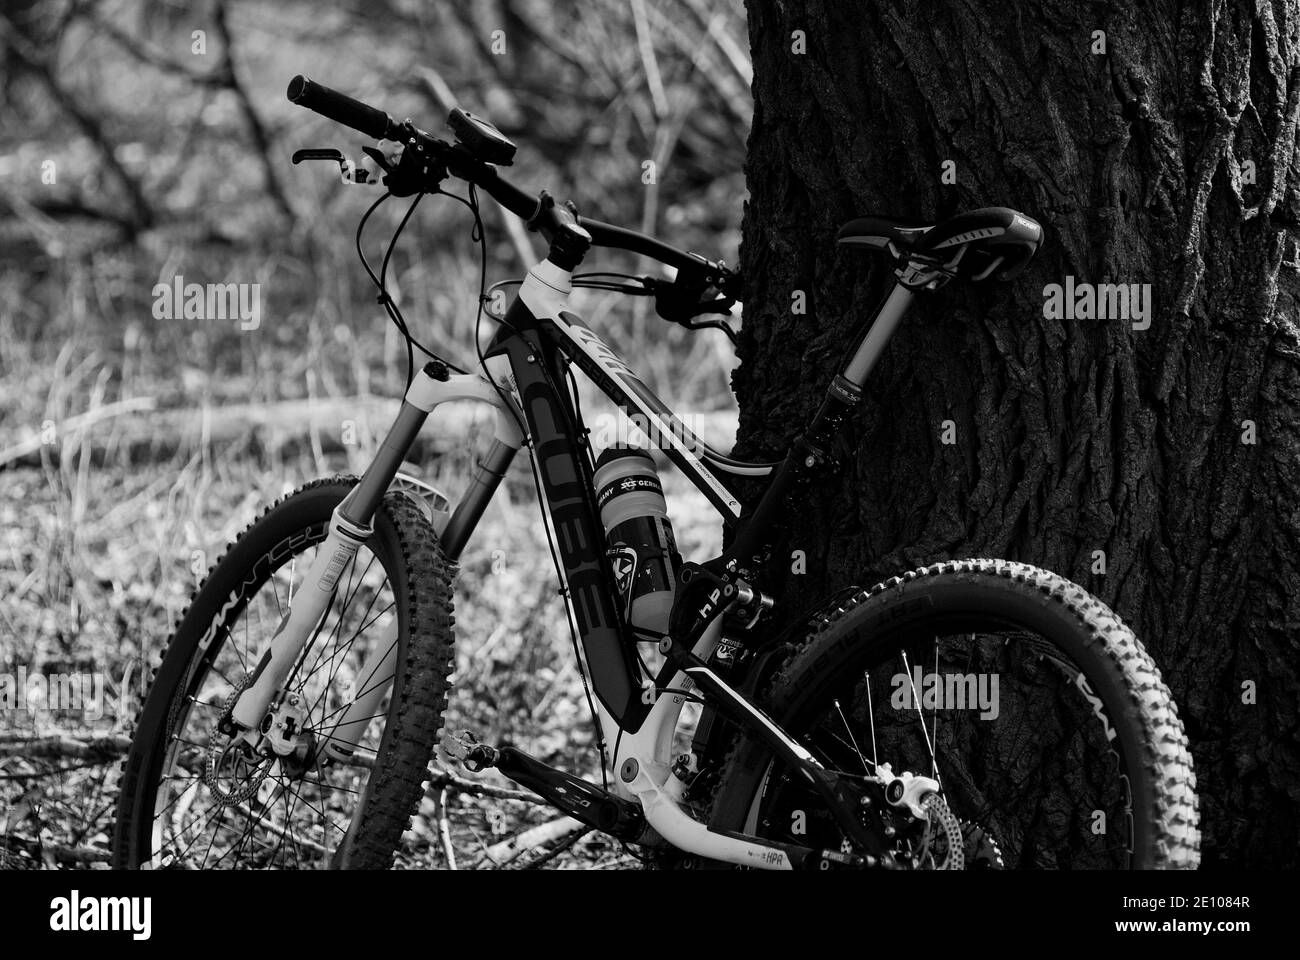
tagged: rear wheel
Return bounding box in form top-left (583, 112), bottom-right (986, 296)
top-left (113, 477), bottom-right (456, 869)
top-left (707, 559), bottom-right (1200, 869)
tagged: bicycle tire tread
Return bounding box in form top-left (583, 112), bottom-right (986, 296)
top-left (704, 558), bottom-right (1200, 869)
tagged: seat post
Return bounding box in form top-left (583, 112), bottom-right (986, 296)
top-left (841, 281), bottom-right (916, 388)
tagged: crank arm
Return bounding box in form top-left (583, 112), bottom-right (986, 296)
top-left (452, 740), bottom-right (647, 841)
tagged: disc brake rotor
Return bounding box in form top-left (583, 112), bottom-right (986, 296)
top-left (910, 793), bottom-right (965, 869)
top-left (204, 680), bottom-right (272, 807)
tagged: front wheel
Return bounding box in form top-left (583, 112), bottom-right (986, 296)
top-left (113, 477), bottom-right (456, 869)
top-left (707, 559), bottom-right (1200, 869)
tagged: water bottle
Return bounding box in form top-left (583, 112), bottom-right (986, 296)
top-left (593, 446), bottom-right (680, 640)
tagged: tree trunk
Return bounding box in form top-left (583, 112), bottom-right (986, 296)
top-left (736, 0), bottom-right (1300, 867)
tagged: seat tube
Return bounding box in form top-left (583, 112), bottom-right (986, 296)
top-left (841, 282), bottom-right (916, 388)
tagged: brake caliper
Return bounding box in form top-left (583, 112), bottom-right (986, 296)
top-left (872, 763), bottom-right (965, 869)
top-left (874, 762), bottom-right (940, 819)
top-left (265, 692), bottom-right (310, 760)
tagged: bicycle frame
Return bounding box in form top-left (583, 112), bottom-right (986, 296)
top-left (228, 249), bottom-right (921, 869)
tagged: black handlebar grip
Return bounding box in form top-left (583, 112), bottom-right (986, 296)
top-left (286, 75), bottom-right (395, 140)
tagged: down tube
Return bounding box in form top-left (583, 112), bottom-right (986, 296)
top-left (485, 316), bottom-right (650, 733)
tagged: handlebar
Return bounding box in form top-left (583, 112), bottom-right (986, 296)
top-left (287, 75), bottom-right (401, 142)
top-left (286, 75), bottom-right (738, 296)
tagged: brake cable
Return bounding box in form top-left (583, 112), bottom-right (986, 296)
top-left (438, 184), bottom-right (615, 794)
top-left (354, 191), bottom-right (471, 387)
top-left (355, 188), bottom-right (733, 793)
top-left (572, 271), bottom-right (655, 295)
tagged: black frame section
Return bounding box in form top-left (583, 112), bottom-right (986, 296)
top-left (482, 278), bottom-right (892, 861)
top-left (482, 279), bottom-right (867, 737)
top-left (484, 296), bottom-right (651, 731)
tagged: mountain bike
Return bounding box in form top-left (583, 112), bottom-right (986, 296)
top-left (113, 75), bottom-right (1201, 870)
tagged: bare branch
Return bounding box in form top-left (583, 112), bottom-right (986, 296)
top-left (479, 815), bottom-right (585, 868)
top-left (91, 13), bottom-right (222, 84)
top-left (0, 395), bottom-right (734, 471)
top-left (425, 764), bottom-right (543, 805)
top-left (522, 823), bottom-right (592, 869)
top-left (0, 734), bottom-right (132, 761)
top-left (212, 0), bottom-right (295, 225)
top-left (435, 786), bottom-right (457, 869)
top-left (1, 833), bottom-right (111, 865)
top-left (630, 0), bottom-right (670, 119)
top-left (0, 12), bottom-right (156, 236)
top-left (678, 0), bottom-right (753, 85)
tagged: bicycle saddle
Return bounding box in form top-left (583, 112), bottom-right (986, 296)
top-left (837, 207), bottom-right (1042, 281)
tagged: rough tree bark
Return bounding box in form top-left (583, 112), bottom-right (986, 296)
top-left (735, 0), bottom-right (1300, 867)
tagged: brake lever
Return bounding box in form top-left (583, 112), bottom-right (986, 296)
top-left (290, 147), bottom-right (376, 185)
top-left (361, 145), bottom-right (393, 172)
top-left (649, 274), bottom-right (734, 315)
top-left (645, 275), bottom-right (738, 344)
top-left (689, 295), bottom-right (737, 318)
top-left (676, 312), bottom-right (738, 346)
top-left (291, 148), bottom-right (345, 164)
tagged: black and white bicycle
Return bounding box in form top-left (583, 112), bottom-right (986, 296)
top-left (113, 76), bottom-right (1201, 870)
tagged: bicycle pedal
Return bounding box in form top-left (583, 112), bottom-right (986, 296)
top-left (442, 729), bottom-right (478, 762)
top-left (443, 730), bottom-right (498, 772)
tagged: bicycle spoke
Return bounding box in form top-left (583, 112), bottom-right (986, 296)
top-left (863, 670), bottom-right (879, 765)
top-left (832, 698), bottom-right (873, 773)
top-left (931, 642), bottom-right (939, 781)
top-left (900, 649), bottom-right (941, 790)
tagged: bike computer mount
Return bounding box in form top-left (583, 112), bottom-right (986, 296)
top-left (447, 107), bottom-right (516, 166)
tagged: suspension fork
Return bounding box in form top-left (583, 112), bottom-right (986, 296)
top-left (228, 360), bottom-right (523, 737)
